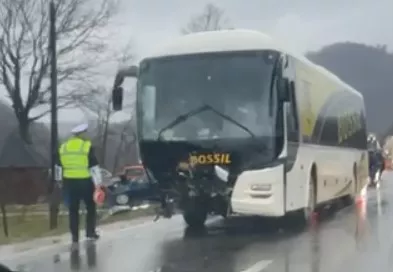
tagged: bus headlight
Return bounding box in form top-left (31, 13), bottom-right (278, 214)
top-left (250, 184), bottom-right (271, 191)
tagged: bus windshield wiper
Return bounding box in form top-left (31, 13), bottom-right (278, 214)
top-left (205, 105), bottom-right (268, 155)
top-left (157, 104), bottom-right (256, 141)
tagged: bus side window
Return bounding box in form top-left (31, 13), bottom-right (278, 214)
top-left (287, 81), bottom-right (299, 142)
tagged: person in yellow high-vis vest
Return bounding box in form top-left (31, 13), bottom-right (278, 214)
top-left (54, 123), bottom-right (103, 246)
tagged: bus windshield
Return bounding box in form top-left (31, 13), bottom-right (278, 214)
top-left (137, 50), bottom-right (280, 142)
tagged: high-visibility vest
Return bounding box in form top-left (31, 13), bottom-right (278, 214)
top-left (59, 137), bottom-right (92, 179)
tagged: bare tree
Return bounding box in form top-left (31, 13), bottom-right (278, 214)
top-left (0, 0), bottom-right (118, 142)
top-left (80, 86), bottom-right (115, 166)
top-left (181, 3), bottom-right (232, 34)
top-left (81, 87), bottom-right (136, 172)
top-left (80, 86), bottom-right (135, 162)
top-left (112, 117), bottom-right (136, 172)
top-left (79, 42), bottom-right (135, 167)
top-left (80, 87), bottom-right (136, 170)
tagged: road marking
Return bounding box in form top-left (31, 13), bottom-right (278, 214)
top-left (240, 260), bottom-right (273, 272)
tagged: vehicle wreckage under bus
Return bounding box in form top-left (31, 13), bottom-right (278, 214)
top-left (111, 29), bottom-right (369, 229)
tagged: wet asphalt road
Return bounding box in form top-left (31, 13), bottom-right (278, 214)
top-left (3, 172), bottom-right (393, 272)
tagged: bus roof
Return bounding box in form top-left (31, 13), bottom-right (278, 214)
top-left (148, 29), bottom-right (361, 97)
top-left (150, 29), bottom-right (280, 58)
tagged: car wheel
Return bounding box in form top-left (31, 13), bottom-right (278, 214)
top-left (116, 194), bottom-right (129, 206)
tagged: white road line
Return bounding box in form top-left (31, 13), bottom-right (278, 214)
top-left (240, 260), bottom-right (273, 272)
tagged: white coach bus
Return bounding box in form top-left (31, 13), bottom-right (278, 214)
top-left (111, 29), bottom-right (369, 228)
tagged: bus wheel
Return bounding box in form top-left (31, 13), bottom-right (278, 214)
top-left (182, 197), bottom-right (208, 229)
top-left (289, 173), bottom-right (316, 227)
top-left (304, 174), bottom-right (317, 222)
top-left (342, 165), bottom-right (357, 206)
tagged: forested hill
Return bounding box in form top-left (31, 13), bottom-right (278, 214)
top-left (307, 42), bottom-right (393, 138)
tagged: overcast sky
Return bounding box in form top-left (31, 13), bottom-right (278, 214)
top-left (112, 0), bottom-right (393, 58)
top-left (69, 0), bottom-right (393, 124)
top-left (2, 0), bottom-right (393, 126)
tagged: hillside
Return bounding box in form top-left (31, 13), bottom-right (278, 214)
top-left (0, 101), bottom-right (51, 165)
top-left (0, 103), bottom-right (137, 172)
top-left (307, 43), bottom-right (393, 137)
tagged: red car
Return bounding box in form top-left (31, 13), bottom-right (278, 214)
top-left (119, 164), bottom-right (145, 181)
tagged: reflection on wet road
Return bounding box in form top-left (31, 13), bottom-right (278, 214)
top-left (3, 172), bottom-right (393, 272)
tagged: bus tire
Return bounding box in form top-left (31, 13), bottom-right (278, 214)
top-left (305, 172), bottom-right (317, 222)
top-left (290, 170), bottom-right (316, 227)
top-left (342, 164), bottom-right (357, 206)
top-left (182, 197), bottom-right (208, 229)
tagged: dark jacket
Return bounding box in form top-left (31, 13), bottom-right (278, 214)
top-left (368, 149), bottom-right (384, 170)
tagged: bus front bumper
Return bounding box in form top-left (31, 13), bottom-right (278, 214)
top-left (230, 164), bottom-right (285, 217)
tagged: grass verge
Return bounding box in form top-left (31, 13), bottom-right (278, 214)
top-left (0, 207), bottom-right (156, 245)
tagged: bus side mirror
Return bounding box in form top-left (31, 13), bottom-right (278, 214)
top-left (112, 86), bottom-right (124, 111)
top-left (124, 65), bottom-right (139, 78)
top-left (111, 65), bottom-right (139, 111)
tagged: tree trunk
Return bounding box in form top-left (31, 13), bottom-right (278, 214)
top-left (0, 203), bottom-right (9, 237)
top-left (17, 116), bottom-right (32, 143)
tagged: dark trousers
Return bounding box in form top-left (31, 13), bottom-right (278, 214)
top-left (63, 178), bottom-right (96, 242)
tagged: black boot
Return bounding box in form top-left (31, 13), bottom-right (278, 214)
top-left (86, 232), bottom-right (100, 241)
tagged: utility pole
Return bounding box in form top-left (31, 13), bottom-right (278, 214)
top-left (49, 0), bottom-right (59, 230)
